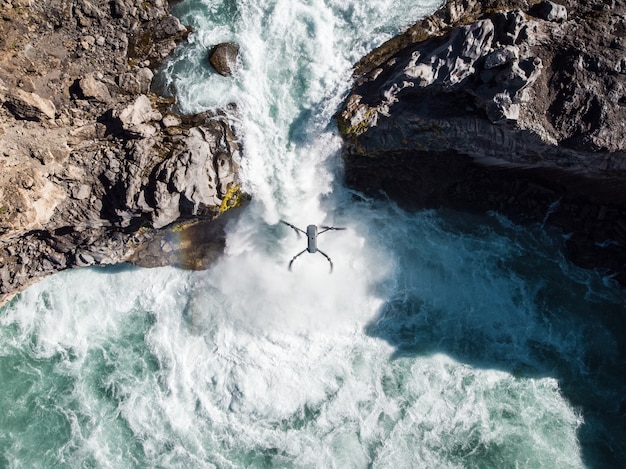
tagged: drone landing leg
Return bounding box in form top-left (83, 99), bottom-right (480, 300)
top-left (288, 249), bottom-right (307, 271)
top-left (317, 249), bottom-right (334, 273)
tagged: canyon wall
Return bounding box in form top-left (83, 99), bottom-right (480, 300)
top-left (339, 0), bottom-right (626, 283)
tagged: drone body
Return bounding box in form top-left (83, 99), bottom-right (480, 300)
top-left (281, 221), bottom-right (345, 272)
top-left (306, 225), bottom-right (318, 253)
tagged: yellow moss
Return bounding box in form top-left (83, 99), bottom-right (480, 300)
top-left (339, 108), bottom-right (377, 137)
top-left (171, 223), bottom-right (186, 233)
top-left (219, 185), bottom-right (246, 214)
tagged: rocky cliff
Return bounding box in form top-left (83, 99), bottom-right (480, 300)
top-left (0, 0), bottom-right (245, 305)
top-left (339, 0), bottom-right (626, 284)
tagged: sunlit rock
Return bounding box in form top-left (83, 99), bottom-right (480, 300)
top-left (78, 73), bottom-right (112, 103)
top-left (118, 95), bottom-right (160, 126)
top-left (0, 0), bottom-right (243, 306)
top-left (2, 89), bottom-right (56, 121)
top-left (339, 0), bottom-right (626, 284)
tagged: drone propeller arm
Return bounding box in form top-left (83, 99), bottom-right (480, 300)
top-left (317, 226), bottom-right (346, 236)
top-left (281, 220), bottom-right (306, 236)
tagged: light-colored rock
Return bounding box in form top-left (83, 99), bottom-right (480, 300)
top-left (162, 113), bottom-right (182, 127)
top-left (142, 124), bottom-right (240, 228)
top-left (79, 74), bottom-right (112, 102)
top-left (71, 184), bottom-right (91, 200)
top-left (0, 168), bottom-right (66, 239)
top-left (486, 92), bottom-right (520, 122)
top-left (118, 67), bottom-right (154, 94)
top-left (151, 181), bottom-right (181, 229)
top-left (115, 94), bottom-right (162, 130)
top-left (80, 35), bottom-right (96, 50)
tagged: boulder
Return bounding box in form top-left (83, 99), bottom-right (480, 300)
top-left (2, 89), bottom-right (56, 121)
top-left (209, 42), bottom-right (240, 76)
top-left (530, 1), bottom-right (568, 22)
top-left (152, 15), bottom-right (188, 40)
top-left (161, 113), bottom-right (182, 128)
top-left (114, 94), bottom-right (162, 134)
top-left (118, 67), bottom-right (154, 94)
top-left (78, 74), bottom-right (112, 102)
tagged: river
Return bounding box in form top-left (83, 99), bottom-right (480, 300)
top-left (1, 0), bottom-right (625, 467)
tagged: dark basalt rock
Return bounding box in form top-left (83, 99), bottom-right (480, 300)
top-left (338, 0), bottom-right (626, 285)
top-left (530, 0), bottom-right (568, 21)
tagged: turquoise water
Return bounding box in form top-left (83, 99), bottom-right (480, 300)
top-left (2, 0), bottom-right (626, 467)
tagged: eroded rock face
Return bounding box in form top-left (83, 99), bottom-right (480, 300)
top-left (0, 0), bottom-right (245, 305)
top-left (340, 6), bottom-right (549, 154)
top-left (338, 0), bottom-right (626, 283)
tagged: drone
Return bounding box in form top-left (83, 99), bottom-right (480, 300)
top-left (281, 220), bottom-right (345, 272)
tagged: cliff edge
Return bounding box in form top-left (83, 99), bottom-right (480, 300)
top-left (339, 0), bottom-right (626, 284)
top-left (0, 0), bottom-right (245, 305)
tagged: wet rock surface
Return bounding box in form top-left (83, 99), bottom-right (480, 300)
top-left (0, 0), bottom-right (245, 305)
top-left (339, 0), bottom-right (626, 284)
top-left (208, 42), bottom-right (241, 77)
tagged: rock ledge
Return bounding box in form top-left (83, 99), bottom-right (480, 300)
top-left (339, 0), bottom-right (626, 284)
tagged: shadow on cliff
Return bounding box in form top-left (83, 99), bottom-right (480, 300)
top-left (362, 208), bottom-right (626, 468)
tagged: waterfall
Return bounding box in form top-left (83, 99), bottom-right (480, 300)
top-left (1, 1), bottom-right (625, 467)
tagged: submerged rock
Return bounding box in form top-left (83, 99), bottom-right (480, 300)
top-left (338, 0), bottom-right (626, 283)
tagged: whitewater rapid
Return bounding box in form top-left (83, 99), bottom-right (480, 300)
top-left (2, 0), bottom-right (626, 467)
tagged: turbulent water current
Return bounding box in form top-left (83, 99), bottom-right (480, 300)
top-left (2, 0), bottom-right (626, 467)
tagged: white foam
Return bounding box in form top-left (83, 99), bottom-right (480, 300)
top-left (0, 0), bottom-right (599, 466)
